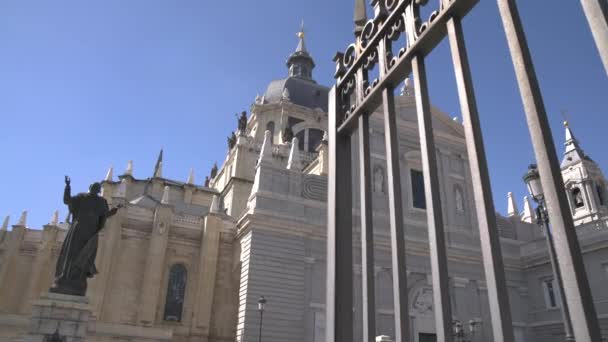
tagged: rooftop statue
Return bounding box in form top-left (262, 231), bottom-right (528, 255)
top-left (237, 111), bottom-right (247, 135)
top-left (50, 176), bottom-right (122, 296)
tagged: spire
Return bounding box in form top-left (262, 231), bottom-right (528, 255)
top-left (153, 149), bottom-right (163, 178)
top-left (50, 210), bottom-right (59, 226)
top-left (296, 20), bottom-right (307, 53)
top-left (105, 166), bottom-right (114, 182)
top-left (258, 130), bottom-right (273, 166)
top-left (354, 0), bottom-right (367, 34)
top-left (125, 160), bottom-right (133, 176)
top-left (507, 192), bottom-right (519, 217)
top-left (1, 216), bottom-right (8, 231)
top-left (187, 168), bottom-right (195, 185)
top-left (287, 137), bottom-right (302, 171)
top-left (17, 211), bottom-right (27, 226)
top-left (287, 21), bottom-right (315, 80)
top-left (521, 196), bottom-right (534, 223)
top-left (161, 186), bottom-right (170, 205)
top-left (561, 120), bottom-right (590, 168)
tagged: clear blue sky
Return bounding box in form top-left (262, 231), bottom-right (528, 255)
top-left (1, 1), bottom-right (606, 229)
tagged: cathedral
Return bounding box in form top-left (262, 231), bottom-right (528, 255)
top-left (1, 29), bottom-right (607, 342)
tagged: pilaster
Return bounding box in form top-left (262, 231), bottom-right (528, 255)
top-left (21, 225), bottom-right (60, 314)
top-left (90, 199), bottom-right (126, 319)
top-left (192, 213), bottom-right (222, 333)
top-left (137, 204), bottom-right (172, 325)
top-left (0, 224), bottom-right (26, 310)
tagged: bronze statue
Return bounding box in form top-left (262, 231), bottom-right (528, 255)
top-left (227, 132), bottom-right (237, 149)
top-left (50, 176), bottom-right (122, 296)
top-left (237, 111), bottom-right (247, 135)
top-left (210, 163), bottom-right (218, 179)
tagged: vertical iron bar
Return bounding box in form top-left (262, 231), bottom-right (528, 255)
top-left (446, 17), bottom-right (515, 342)
top-left (326, 86), bottom-right (354, 342)
top-left (496, 1), bottom-right (602, 340)
top-left (359, 113), bottom-right (376, 342)
top-left (411, 55), bottom-right (453, 342)
top-left (579, 0), bottom-right (608, 75)
top-left (377, 35), bottom-right (410, 342)
top-left (381, 87), bottom-right (410, 342)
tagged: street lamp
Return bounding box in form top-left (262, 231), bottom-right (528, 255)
top-left (258, 296), bottom-right (267, 342)
top-left (523, 164), bottom-right (575, 341)
top-left (452, 319), bottom-right (478, 342)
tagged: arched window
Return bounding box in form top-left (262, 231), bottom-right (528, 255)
top-left (265, 122), bottom-right (275, 144)
top-left (164, 264), bottom-right (187, 322)
top-left (308, 129), bottom-right (324, 151)
top-left (572, 187), bottom-right (585, 209)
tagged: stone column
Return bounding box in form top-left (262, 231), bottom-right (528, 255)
top-left (21, 225), bottom-right (59, 314)
top-left (497, 1), bottom-right (602, 340)
top-left (137, 205), bottom-right (172, 325)
top-left (192, 213), bottom-right (221, 335)
top-left (25, 293), bottom-right (91, 342)
top-left (580, 0), bottom-right (608, 75)
top-left (447, 16), bottom-right (514, 342)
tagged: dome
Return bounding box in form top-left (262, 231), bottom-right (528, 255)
top-left (263, 77), bottom-right (329, 112)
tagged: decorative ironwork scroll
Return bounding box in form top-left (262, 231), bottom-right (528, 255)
top-left (332, 0), bottom-right (478, 134)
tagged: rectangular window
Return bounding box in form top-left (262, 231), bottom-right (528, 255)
top-left (543, 279), bottom-right (560, 309)
top-left (411, 169), bottom-right (426, 210)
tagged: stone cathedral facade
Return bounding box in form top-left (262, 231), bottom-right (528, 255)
top-left (1, 33), bottom-right (608, 342)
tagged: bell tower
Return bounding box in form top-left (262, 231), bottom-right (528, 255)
top-left (560, 121), bottom-right (608, 226)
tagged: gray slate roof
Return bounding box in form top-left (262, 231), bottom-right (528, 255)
top-left (263, 77), bottom-right (329, 112)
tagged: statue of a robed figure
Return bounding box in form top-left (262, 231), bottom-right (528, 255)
top-left (50, 176), bottom-right (122, 296)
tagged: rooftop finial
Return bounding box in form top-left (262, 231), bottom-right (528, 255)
top-left (258, 130), bottom-right (273, 166)
top-left (210, 194), bottom-right (221, 214)
top-left (296, 19), bottom-right (306, 53)
top-left (521, 196), bottom-right (534, 223)
top-left (187, 168), bottom-right (195, 185)
top-left (507, 192), bottom-right (519, 217)
top-left (17, 210), bottom-right (27, 226)
top-left (153, 149), bottom-right (163, 178)
top-left (125, 160), bottom-right (133, 176)
top-left (105, 166), bottom-right (114, 182)
top-left (50, 210), bottom-right (59, 226)
top-left (287, 137), bottom-right (302, 171)
top-left (1, 216), bottom-right (9, 231)
top-left (161, 185), bottom-right (170, 205)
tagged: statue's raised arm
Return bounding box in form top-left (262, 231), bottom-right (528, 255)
top-left (64, 175), bottom-right (72, 205)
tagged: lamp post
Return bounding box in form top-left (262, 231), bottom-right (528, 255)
top-left (452, 319), bottom-right (478, 342)
top-left (523, 164), bottom-right (575, 341)
top-left (258, 296), bottom-right (266, 342)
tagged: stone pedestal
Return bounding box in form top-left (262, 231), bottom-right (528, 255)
top-left (25, 293), bottom-right (91, 342)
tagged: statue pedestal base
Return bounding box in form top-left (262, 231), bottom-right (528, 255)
top-left (25, 293), bottom-right (91, 342)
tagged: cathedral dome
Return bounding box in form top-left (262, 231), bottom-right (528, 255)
top-left (262, 23), bottom-right (329, 112)
top-left (263, 77), bottom-right (328, 111)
